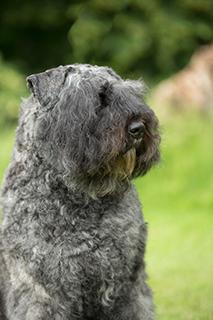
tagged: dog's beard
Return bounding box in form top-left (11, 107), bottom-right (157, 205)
top-left (86, 148), bottom-right (137, 198)
top-left (109, 148), bottom-right (136, 180)
top-left (63, 148), bottom-right (138, 198)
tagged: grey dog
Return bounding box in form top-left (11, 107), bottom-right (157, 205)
top-left (0, 64), bottom-right (160, 320)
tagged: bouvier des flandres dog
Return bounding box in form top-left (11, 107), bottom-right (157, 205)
top-left (0, 64), bottom-right (160, 320)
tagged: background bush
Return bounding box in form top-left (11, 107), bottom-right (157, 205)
top-left (0, 0), bottom-right (212, 80)
top-left (0, 57), bottom-right (26, 127)
top-left (0, 0), bottom-right (212, 124)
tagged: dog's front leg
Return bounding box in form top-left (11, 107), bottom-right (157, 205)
top-left (6, 288), bottom-right (57, 320)
top-left (25, 303), bottom-right (53, 320)
top-left (109, 278), bottom-right (155, 320)
top-left (25, 301), bottom-right (62, 320)
top-left (6, 277), bottom-right (81, 320)
top-left (134, 277), bottom-right (155, 320)
top-left (4, 269), bottom-right (62, 320)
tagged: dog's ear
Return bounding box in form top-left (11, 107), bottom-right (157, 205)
top-left (26, 66), bottom-right (73, 107)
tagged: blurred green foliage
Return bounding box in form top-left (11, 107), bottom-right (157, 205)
top-left (0, 0), bottom-right (212, 124)
top-left (69, 0), bottom-right (213, 80)
top-left (0, 0), bottom-right (212, 80)
top-left (0, 57), bottom-right (27, 127)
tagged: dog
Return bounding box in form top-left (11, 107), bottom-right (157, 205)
top-left (0, 64), bottom-right (160, 319)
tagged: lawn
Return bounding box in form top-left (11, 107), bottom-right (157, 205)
top-left (0, 113), bottom-right (213, 319)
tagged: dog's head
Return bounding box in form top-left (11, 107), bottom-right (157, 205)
top-left (27, 64), bottom-right (160, 197)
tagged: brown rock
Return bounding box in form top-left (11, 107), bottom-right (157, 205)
top-left (153, 44), bottom-right (213, 112)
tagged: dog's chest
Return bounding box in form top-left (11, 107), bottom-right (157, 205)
top-left (30, 206), bottom-right (144, 307)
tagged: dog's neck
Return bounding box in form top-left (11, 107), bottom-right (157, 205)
top-left (2, 145), bottom-right (126, 210)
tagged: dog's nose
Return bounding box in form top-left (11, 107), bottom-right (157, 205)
top-left (128, 121), bottom-right (145, 139)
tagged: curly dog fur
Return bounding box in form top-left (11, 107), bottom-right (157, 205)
top-left (0, 64), bottom-right (160, 319)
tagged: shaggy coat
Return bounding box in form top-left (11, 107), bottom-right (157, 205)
top-left (0, 64), bottom-right (160, 320)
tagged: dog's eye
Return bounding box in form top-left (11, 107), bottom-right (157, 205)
top-left (97, 81), bottom-right (112, 112)
top-left (95, 90), bottom-right (109, 115)
top-left (99, 90), bottom-right (108, 109)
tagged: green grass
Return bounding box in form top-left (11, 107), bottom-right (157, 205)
top-left (135, 112), bottom-right (213, 319)
top-left (1, 113), bottom-right (213, 319)
top-left (0, 126), bottom-right (16, 182)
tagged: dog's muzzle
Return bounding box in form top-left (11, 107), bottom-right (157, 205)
top-left (122, 120), bottom-right (144, 155)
